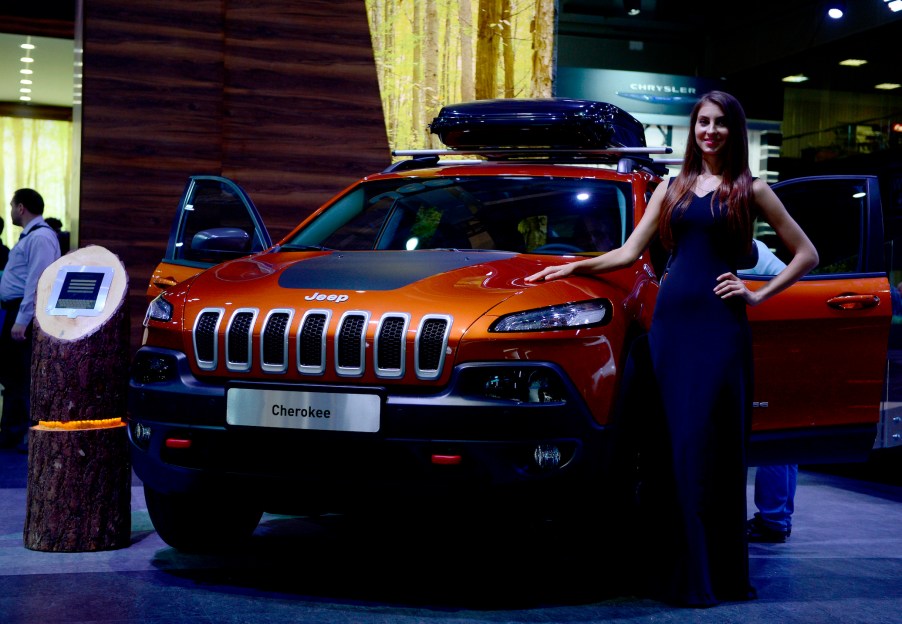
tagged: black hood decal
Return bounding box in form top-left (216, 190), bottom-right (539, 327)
top-left (277, 251), bottom-right (516, 290)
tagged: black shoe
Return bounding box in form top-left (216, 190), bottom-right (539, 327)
top-left (747, 516), bottom-right (790, 543)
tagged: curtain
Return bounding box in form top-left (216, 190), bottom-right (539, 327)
top-left (0, 116), bottom-right (73, 252)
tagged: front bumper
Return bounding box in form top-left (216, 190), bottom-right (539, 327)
top-left (127, 347), bottom-right (612, 513)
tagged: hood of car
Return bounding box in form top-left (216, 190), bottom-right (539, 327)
top-left (181, 248), bottom-right (641, 328)
top-left (274, 250), bottom-right (518, 291)
top-left (185, 250), bottom-right (529, 314)
top-left (177, 249), bottom-right (617, 384)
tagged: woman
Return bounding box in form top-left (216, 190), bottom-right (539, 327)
top-left (526, 91), bottom-right (818, 606)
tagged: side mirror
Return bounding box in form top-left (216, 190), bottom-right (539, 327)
top-left (188, 227), bottom-right (251, 262)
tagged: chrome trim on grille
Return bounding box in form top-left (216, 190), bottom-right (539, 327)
top-left (374, 313), bottom-right (410, 379)
top-left (193, 305), bottom-right (454, 380)
top-left (335, 310), bottom-right (370, 377)
top-left (260, 309), bottom-right (294, 373)
top-left (193, 308), bottom-right (224, 371)
top-left (226, 308), bottom-right (259, 372)
top-left (415, 314), bottom-right (452, 380)
top-left (297, 309), bottom-right (332, 375)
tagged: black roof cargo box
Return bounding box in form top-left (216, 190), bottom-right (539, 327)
top-left (429, 98), bottom-right (647, 150)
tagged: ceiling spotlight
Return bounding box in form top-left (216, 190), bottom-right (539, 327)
top-left (888, 0), bottom-right (902, 12)
top-left (827, 1), bottom-right (845, 18)
top-left (782, 74), bottom-right (809, 83)
top-left (624, 0), bottom-right (641, 16)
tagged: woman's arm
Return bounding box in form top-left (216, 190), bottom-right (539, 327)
top-left (525, 181), bottom-right (667, 283)
top-left (714, 179), bottom-right (819, 306)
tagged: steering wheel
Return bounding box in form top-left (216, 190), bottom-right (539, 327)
top-left (532, 243), bottom-right (583, 254)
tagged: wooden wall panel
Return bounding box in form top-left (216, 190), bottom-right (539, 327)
top-left (221, 1), bottom-right (390, 240)
top-left (79, 0), bottom-right (389, 349)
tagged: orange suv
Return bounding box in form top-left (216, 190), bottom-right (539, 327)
top-left (129, 99), bottom-right (891, 551)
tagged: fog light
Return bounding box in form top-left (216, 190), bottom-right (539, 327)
top-left (133, 422), bottom-right (152, 449)
top-left (533, 444), bottom-right (561, 471)
top-left (476, 367), bottom-right (566, 403)
top-left (485, 373), bottom-right (518, 400)
top-left (132, 353), bottom-right (177, 384)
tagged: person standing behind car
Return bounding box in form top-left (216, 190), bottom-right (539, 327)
top-left (742, 239), bottom-right (797, 543)
top-left (0, 189), bottom-right (61, 448)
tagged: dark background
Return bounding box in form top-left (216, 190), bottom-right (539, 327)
top-left (1, 0), bottom-right (900, 347)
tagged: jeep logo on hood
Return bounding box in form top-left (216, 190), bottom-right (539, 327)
top-left (305, 292), bottom-right (350, 303)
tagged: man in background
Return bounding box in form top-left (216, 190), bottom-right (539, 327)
top-left (0, 189), bottom-right (61, 449)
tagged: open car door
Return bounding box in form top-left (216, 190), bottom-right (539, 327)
top-left (742, 175), bottom-right (891, 464)
top-left (147, 176), bottom-right (271, 300)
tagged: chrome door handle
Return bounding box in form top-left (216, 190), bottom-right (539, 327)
top-left (151, 277), bottom-right (178, 289)
top-left (826, 294), bottom-right (880, 310)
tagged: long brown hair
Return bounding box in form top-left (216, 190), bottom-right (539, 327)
top-left (658, 91), bottom-right (755, 254)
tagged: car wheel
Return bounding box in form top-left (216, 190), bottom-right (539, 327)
top-left (144, 485), bottom-right (263, 552)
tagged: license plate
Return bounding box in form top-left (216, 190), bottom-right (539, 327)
top-left (226, 388), bottom-right (380, 432)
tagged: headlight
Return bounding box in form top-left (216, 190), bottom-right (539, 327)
top-left (489, 299), bottom-right (611, 332)
top-left (144, 294), bottom-right (173, 325)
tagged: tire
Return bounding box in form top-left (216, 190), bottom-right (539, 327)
top-left (144, 485), bottom-right (263, 552)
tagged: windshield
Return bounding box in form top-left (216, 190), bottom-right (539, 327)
top-left (283, 176), bottom-right (633, 254)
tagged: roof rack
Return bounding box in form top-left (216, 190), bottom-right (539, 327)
top-left (385, 146), bottom-right (674, 176)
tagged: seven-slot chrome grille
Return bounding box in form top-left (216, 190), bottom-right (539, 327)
top-left (192, 307), bottom-right (452, 380)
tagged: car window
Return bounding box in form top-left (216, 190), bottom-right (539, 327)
top-left (744, 178), bottom-right (866, 276)
top-left (285, 176), bottom-right (633, 254)
top-left (174, 178), bottom-right (269, 263)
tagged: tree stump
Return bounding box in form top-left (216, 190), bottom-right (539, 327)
top-left (25, 421), bottom-right (131, 551)
top-left (23, 245), bottom-right (132, 552)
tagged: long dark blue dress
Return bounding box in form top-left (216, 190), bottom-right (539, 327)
top-left (643, 188), bottom-right (756, 606)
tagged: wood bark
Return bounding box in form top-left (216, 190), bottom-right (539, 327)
top-left (475, 0), bottom-right (501, 100)
top-left (531, 0), bottom-right (555, 98)
top-left (411, 0), bottom-right (423, 143)
top-left (501, 0), bottom-right (515, 98)
top-left (459, 0), bottom-right (475, 102)
top-left (441, 5), bottom-right (452, 107)
top-left (24, 424), bottom-right (131, 552)
top-left (31, 298), bottom-right (130, 423)
top-left (24, 245), bottom-right (131, 552)
top-left (423, 0), bottom-right (440, 147)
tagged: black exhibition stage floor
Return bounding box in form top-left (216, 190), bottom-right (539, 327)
top-left (1, 446), bottom-right (901, 623)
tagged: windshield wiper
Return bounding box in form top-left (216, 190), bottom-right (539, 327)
top-left (280, 244), bottom-right (334, 252)
top-left (428, 247), bottom-right (497, 252)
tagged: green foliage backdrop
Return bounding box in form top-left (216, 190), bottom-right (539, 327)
top-left (366, 0), bottom-right (555, 154)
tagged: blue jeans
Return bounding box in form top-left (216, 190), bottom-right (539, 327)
top-left (753, 464), bottom-right (797, 532)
